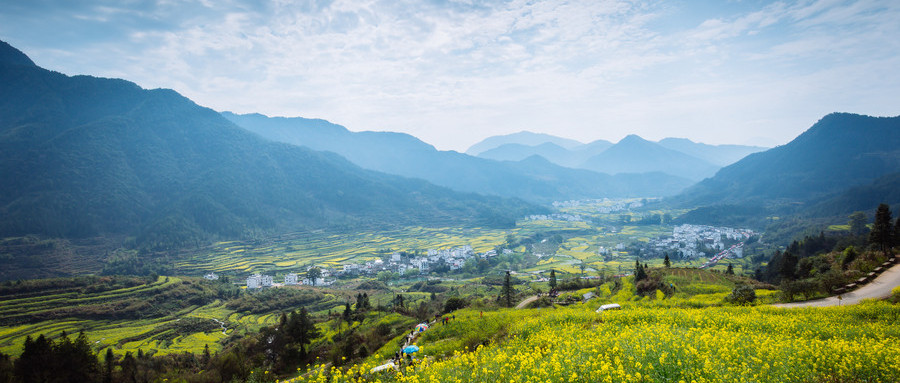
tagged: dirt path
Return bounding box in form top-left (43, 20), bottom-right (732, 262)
top-left (773, 262), bottom-right (900, 308)
top-left (515, 295), bottom-right (539, 309)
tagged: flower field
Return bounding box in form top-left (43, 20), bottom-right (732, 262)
top-left (303, 300), bottom-right (900, 383)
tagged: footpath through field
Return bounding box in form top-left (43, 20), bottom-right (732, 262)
top-left (774, 262), bottom-right (900, 308)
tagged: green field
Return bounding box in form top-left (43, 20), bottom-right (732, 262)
top-left (0, 276), bottom-right (343, 358)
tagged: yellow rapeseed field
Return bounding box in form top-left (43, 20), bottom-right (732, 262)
top-left (299, 301), bottom-right (900, 383)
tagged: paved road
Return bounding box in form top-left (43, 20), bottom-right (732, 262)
top-left (774, 262), bottom-right (900, 308)
top-left (515, 295), bottom-right (539, 309)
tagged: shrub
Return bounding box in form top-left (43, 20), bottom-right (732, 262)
top-left (725, 284), bottom-right (756, 305)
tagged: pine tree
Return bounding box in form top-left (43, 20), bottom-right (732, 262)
top-left (502, 271), bottom-right (513, 307)
top-left (869, 204), bottom-right (894, 257)
top-left (104, 348), bottom-right (115, 383)
top-left (342, 302), bottom-right (352, 324)
top-left (201, 344), bottom-right (211, 367)
top-left (15, 335), bottom-right (53, 383)
top-left (663, 253), bottom-right (671, 268)
top-left (634, 260), bottom-right (647, 282)
top-left (725, 263), bottom-right (734, 275)
top-left (548, 270), bottom-right (557, 290)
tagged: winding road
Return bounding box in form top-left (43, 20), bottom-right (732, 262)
top-left (774, 262), bottom-right (900, 308)
top-left (515, 295), bottom-right (540, 309)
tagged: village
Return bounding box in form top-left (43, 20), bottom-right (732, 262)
top-left (225, 223), bottom-right (757, 289)
top-left (645, 224), bottom-right (755, 259)
top-left (229, 245), bottom-right (511, 289)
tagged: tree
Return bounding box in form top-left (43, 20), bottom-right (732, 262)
top-left (15, 335), bottom-right (52, 383)
top-left (415, 301), bottom-right (430, 321)
top-left (104, 348), bottom-right (115, 383)
top-left (780, 251), bottom-right (798, 281)
top-left (376, 271), bottom-right (396, 283)
top-left (634, 260), bottom-right (647, 282)
top-left (306, 267), bottom-right (322, 286)
top-left (120, 351), bottom-right (137, 383)
top-left (548, 270), bottom-right (557, 290)
top-left (443, 297), bottom-right (466, 313)
top-left (663, 253), bottom-right (671, 268)
top-left (725, 263), bottom-right (734, 275)
top-left (579, 263), bottom-right (586, 278)
top-left (502, 271), bottom-right (513, 307)
top-left (869, 203), bottom-right (894, 257)
top-left (894, 217), bottom-right (900, 247)
top-left (849, 211), bottom-right (868, 236)
top-left (392, 294), bottom-right (405, 309)
top-left (342, 302), bottom-right (352, 324)
top-left (200, 344), bottom-right (211, 367)
top-left (289, 308), bottom-right (319, 361)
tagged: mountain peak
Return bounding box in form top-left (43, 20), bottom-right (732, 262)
top-left (617, 134), bottom-right (651, 145)
top-left (0, 40), bottom-right (37, 67)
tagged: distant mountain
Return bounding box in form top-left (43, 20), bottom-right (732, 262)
top-left (501, 155), bottom-right (694, 199)
top-left (478, 139), bottom-right (614, 168)
top-left (580, 135), bottom-right (720, 181)
top-left (465, 131), bottom-right (584, 156)
top-left (657, 138), bottom-right (767, 167)
top-left (0, 41), bottom-right (538, 252)
top-left (678, 113), bottom-right (900, 208)
top-left (224, 113), bottom-right (692, 203)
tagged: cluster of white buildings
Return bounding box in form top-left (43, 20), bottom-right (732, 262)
top-left (647, 224), bottom-right (754, 260)
top-left (246, 274), bottom-right (274, 289)
top-left (339, 245), bottom-right (506, 276)
top-left (245, 268), bottom-right (333, 289)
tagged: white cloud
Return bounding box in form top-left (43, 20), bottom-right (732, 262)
top-left (1, 0), bottom-right (898, 150)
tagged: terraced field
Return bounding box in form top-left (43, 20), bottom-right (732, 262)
top-left (173, 221), bottom-right (607, 277)
top-left (0, 276), bottom-right (342, 358)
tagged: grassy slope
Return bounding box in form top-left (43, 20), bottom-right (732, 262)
top-left (307, 270), bottom-right (899, 383)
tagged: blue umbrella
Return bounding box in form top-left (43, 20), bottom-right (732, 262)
top-left (403, 345), bottom-right (420, 354)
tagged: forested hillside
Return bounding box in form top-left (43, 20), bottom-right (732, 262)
top-left (0, 41), bottom-right (539, 252)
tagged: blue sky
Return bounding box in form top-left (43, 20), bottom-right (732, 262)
top-left (2, 0), bottom-right (898, 151)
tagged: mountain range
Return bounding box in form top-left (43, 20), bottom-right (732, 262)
top-left (469, 132), bottom-right (766, 181)
top-left (222, 113), bottom-right (695, 202)
top-left (0, 40), bottom-right (538, 252)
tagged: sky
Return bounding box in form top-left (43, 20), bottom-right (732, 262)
top-left (1, 0), bottom-right (899, 151)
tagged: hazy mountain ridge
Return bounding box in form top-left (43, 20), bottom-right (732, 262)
top-left (0, 41), bottom-right (539, 252)
top-left (580, 135), bottom-right (720, 181)
top-left (471, 131), bottom-right (765, 180)
top-left (478, 140), bottom-right (614, 168)
top-left (224, 113), bottom-right (695, 203)
top-left (465, 131), bottom-right (584, 156)
top-left (657, 138), bottom-right (767, 167)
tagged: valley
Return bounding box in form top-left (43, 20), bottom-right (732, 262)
top-left (1, 33), bottom-right (899, 383)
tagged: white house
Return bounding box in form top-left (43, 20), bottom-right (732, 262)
top-left (247, 274), bottom-right (273, 289)
top-left (247, 274), bottom-right (262, 289)
top-left (284, 273), bottom-right (299, 285)
top-left (204, 273), bottom-right (219, 281)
